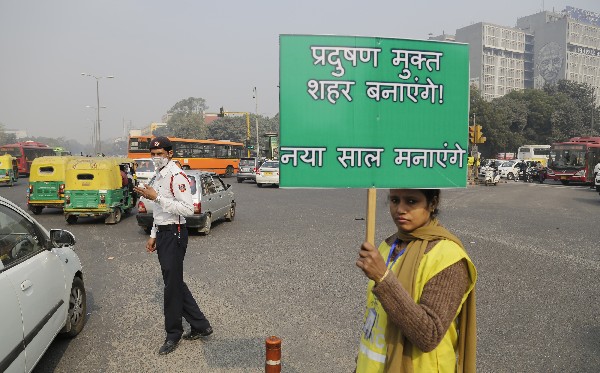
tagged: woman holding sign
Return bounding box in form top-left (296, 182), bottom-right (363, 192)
top-left (355, 189), bottom-right (477, 373)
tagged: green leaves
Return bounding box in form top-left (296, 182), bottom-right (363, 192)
top-left (470, 81), bottom-right (599, 158)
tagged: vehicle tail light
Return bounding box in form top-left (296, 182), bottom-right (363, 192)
top-left (100, 194), bottom-right (106, 204)
top-left (58, 183), bottom-right (65, 197)
top-left (138, 201), bottom-right (147, 213)
top-left (194, 202), bottom-right (201, 214)
top-left (28, 184), bottom-right (33, 194)
top-left (65, 195), bottom-right (70, 204)
top-left (253, 167), bottom-right (257, 174)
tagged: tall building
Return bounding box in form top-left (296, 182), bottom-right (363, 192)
top-left (456, 23), bottom-right (528, 101)
top-left (455, 6), bottom-right (600, 105)
top-left (517, 7), bottom-right (600, 105)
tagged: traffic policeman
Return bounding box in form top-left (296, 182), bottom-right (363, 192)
top-left (133, 136), bottom-right (213, 355)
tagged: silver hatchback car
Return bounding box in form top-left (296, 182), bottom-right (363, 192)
top-left (0, 196), bottom-right (86, 373)
top-left (136, 170), bottom-right (236, 235)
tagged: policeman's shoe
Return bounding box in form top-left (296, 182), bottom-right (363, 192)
top-left (183, 326), bottom-right (213, 340)
top-left (158, 339), bottom-right (179, 355)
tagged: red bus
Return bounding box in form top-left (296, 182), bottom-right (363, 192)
top-left (127, 136), bottom-right (244, 176)
top-left (548, 137), bottom-right (600, 185)
top-left (0, 141), bottom-right (56, 176)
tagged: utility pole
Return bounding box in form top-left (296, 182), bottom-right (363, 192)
top-left (253, 87), bottom-right (260, 157)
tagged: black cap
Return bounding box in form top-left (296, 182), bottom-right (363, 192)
top-left (149, 137), bottom-right (172, 150)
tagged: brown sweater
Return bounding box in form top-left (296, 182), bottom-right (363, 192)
top-left (371, 237), bottom-right (470, 352)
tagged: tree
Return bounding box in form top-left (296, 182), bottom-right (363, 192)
top-left (166, 97), bottom-right (208, 139)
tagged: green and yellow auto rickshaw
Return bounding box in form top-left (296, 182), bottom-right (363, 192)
top-left (0, 154), bottom-right (19, 187)
top-left (27, 156), bottom-right (74, 214)
top-left (63, 157), bottom-right (136, 224)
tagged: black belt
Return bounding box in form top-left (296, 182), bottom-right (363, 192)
top-left (156, 223), bottom-right (186, 233)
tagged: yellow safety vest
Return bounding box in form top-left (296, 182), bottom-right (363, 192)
top-left (356, 240), bottom-right (476, 373)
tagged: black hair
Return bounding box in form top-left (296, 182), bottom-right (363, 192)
top-left (420, 189), bottom-right (441, 217)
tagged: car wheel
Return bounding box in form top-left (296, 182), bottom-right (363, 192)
top-left (30, 206), bottom-right (43, 215)
top-left (200, 214), bottom-right (212, 235)
top-left (225, 204), bottom-right (235, 222)
top-left (257, 183), bottom-right (263, 188)
top-left (62, 277), bottom-right (86, 337)
top-left (507, 172), bottom-right (514, 180)
top-left (225, 166), bottom-right (234, 177)
top-left (237, 178), bottom-right (243, 183)
top-left (66, 215), bottom-right (77, 224)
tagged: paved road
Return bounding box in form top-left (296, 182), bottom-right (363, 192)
top-left (1, 178), bottom-right (599, 372)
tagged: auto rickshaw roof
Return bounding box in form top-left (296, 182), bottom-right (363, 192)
top-left (31, 155), bottom-right (77, 165)
top-left (67, 157), bottom-right (133, 170)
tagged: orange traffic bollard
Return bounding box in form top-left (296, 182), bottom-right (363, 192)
top-left (265, 336), bottom-right (282, 373)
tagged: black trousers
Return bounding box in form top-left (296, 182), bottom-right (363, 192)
top-left (156, 226), bottom-right (210, 341)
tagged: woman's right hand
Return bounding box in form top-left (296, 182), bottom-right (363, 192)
top-left (356, 241), bottom-right (387, 282)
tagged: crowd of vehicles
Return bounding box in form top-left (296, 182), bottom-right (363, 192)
top-left (0, 196), bottom-right (85, 373)
top-left (127, 136), bottom-right (244, 177)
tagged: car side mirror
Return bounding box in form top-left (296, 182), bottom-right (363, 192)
top-left (50, 229), bottom-right (76, 248)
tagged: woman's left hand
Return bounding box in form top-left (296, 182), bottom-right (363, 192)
top-left (356, 241), bottom-right (387, 282)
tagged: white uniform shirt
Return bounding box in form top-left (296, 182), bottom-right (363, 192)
top-left (149, 160), bottom-right (194, 238)
top-left (594, 162), bottom-right (600, 175)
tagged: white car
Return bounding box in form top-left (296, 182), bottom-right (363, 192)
top-left (498, 160), bottom-right (521, 180)
top-left (595, 171), bottom-right (600, 193)
top-left (134, 158), bottom-right (155, 185)
top-left (255, 160), bottom-right (279, 187)
top-left (0, 196), bottom-right (86, 373)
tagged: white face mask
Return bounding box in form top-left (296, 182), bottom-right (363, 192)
top-left (152, 156), bottom-right (169, 170)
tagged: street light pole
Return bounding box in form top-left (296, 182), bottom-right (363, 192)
top-left (253, 87), bottom-right (260, 157)
top-left (82, 73), bottom-right (114, 154)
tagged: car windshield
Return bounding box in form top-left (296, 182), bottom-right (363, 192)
top-left (261, 161), bottom-right (279, 168)
top-left (135, 160), bottom-right (154, 172)
top-left (500, 162), bottom-right (513, 167)
top-left (239, 159), bottom-right (255, 166)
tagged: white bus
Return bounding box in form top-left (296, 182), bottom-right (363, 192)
top-left (517, 145), bottom-right (551, 165)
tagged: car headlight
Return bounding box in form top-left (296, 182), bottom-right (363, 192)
top-left (574, 170), bottom-right (585, 177)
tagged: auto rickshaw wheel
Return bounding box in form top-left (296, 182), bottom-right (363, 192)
top-left (31, 206), bottom-right (43, 215)
top-left (66, 215), bottom-right (77, 225)
top-left (225, 166), bottom-right (234, 177)
top-left (114, 208), bottom-right (122, 223)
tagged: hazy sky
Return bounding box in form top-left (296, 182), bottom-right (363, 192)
top-left (0, 0), bottom-right (597, 144)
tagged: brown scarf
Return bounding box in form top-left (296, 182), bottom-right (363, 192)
top-left (384, 218), bottom-right (476, 373)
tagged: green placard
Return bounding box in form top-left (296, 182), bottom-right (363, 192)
top-left (279, 34), bottom-right (469, 188)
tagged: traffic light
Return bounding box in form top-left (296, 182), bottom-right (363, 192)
top-left (218, 107), bottom-right (225, 117)
top-left (474, 125), bottom-right (486, 143)
top-left (468, 125), bottom-right (475, 144)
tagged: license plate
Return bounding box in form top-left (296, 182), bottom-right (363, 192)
top-left (263, 172), bottom-right (273, 176)
top-left (560, 176), bottom-right (567, 180)
top-left (242, 168), bottom-right (250, 172)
